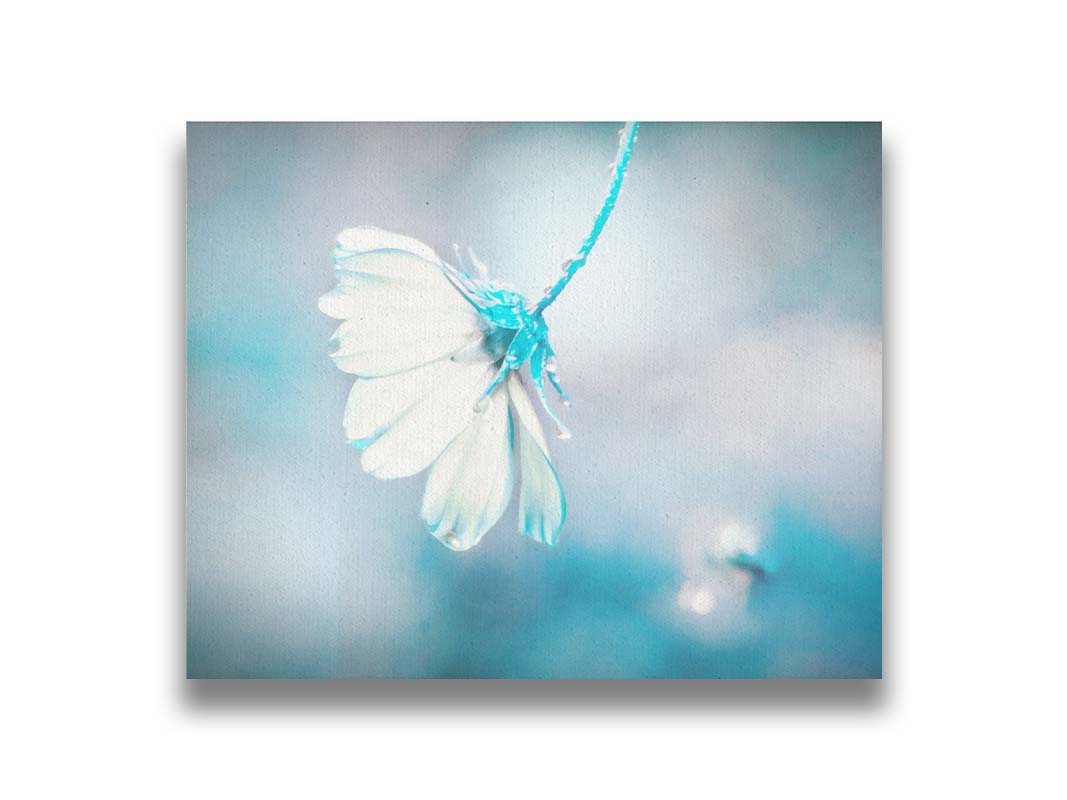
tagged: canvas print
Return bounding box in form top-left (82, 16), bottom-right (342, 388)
top-left (187, 122), bottom-right (882, 678)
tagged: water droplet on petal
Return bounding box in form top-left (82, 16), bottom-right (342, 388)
top-left (556, 427), bottom-right (572, 440)
top-left (473, 396), bottom-right (489, 413)
top-left (544, 356), bottom-right (558, 373)
top-left (442, 531), bottom-right (461, 549)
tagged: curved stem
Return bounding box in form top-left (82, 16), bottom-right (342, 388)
top-left (534, 121), bottom-right (639, 315)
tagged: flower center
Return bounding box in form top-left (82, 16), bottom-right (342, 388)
top-left (481, 324), bottom-right (516, 363)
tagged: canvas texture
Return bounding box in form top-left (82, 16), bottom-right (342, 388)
top-left (186, 122), bottom-right (882, 678)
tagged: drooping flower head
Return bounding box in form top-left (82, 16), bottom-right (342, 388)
top-left (319, 123), bottom-right (639, 550)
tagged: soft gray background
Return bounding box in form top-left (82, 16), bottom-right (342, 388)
top-left (187, 122), bottom-right (881, 678)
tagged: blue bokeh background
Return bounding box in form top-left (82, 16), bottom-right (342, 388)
top-left (187, 122), bottom-right (881, 678)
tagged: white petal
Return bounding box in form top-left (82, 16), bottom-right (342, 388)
top-left (507, 373), bottom-right (566, 545)
top-left (319, 269), bottom-right (472, 321)
top-left (343, 359), bottom-right (467, 445)
top-left (421, 386), bottom-right (514, 551)
top-left (318, 228), bottom-right (483, 377)
top-left (329, 314), bottom-right (479, 378)
top-left (335, 226), bottom-right (441, 264)
top-left (360, 360), bottom-right (497, 479)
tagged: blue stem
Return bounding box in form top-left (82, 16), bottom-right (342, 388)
top-left (534, 121), bottom-right (639, 316)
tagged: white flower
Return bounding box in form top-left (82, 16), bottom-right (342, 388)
top-left (318, 227), bottom-right (566, 551)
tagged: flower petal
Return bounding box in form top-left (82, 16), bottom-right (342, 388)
top-left (421, 386), bottom-right (514, 551)
top-left (334, 226), bottom-right (441, 265)
top-left (328, 315), bottom-right (479, 378)
top-left (507, 373), bottom-right (566, 545)
top-left (343, 357), bottom-right (486, 446)
top-left (319, 228), bottom-right (483, 377)
top-left (360, 360), bottom-right (497, 479)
